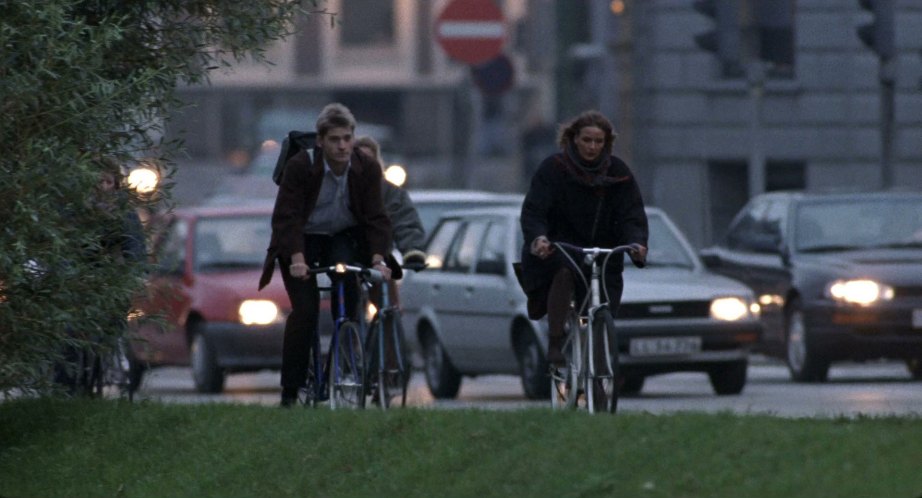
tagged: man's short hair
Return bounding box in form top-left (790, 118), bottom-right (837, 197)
top-left (315, 103), bottom-right (356, 137)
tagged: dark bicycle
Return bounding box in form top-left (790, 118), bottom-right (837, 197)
top-left (364, 261), bottom-right (426, 409)
top-left (299, 263), bottom-right (374, 410)
top-left (63, 336), bottom-right (138, 401)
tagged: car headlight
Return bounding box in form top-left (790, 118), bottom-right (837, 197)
top-left (239, 299), bottom-right (280, 325)
top-left (826, 279), bottom-right (894, 306)
top-left (710, 297), bottom-right (751, 321)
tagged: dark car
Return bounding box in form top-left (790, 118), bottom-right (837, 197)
top-left (131, 201), bottom-right (333, 393)
top-left (700, 190), bottom-right (922, 382)
top-left (400, 206), bottom-right (761, 399)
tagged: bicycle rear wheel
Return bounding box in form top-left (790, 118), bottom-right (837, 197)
top-left (330, 321), bottom-right (366, 410)
top-left (550, 312), bottom-right (581, 410)
top-left (587, 308), bottom-right (619, 414)
top-left (367, 313), bottom-right (409, 409)
top-left (381, 312), bottom-right (410, 408)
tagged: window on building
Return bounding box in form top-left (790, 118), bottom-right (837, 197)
top-left (708, 161), bottom-right (749, 244)
top-left (341, 0), bottom-right (394, 47)
top-left (766, 160), bottom-right (805, 191)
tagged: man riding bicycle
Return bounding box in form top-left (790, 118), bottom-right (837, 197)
top-left (519, 110), bottom-right (648, 367)
top-left (259, 103), bottom-right (394, 407)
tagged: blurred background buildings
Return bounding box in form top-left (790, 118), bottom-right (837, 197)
top-left (167, 0), bottom-right (922, 247)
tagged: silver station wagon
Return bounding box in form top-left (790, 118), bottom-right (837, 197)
top-left (399, 206), bottom-right (762, 399)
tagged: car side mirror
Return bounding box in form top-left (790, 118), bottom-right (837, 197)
top-left (699, 249), bottom-right (721, 268)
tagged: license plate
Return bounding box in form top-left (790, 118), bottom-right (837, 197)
top-left (630, 336), bottom-right (702, 357)
top-left (913, 309), bottom-right (922, 329)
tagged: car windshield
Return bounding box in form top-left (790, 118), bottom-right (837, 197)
top-left (795, 197), bottom-right (922, 252)
top-left (627, 214), bottom-right (695, 270)
top-left (195, 215), bottom-right (270, 271)
top-left (416, 200), bottom-right (518, 236)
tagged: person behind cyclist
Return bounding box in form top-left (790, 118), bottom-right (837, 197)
top-left (519, 110), bottom-right (648, 367)
top-left (54, 156), bottom-right (146, 393)
top-left (259, 103), bottom-right (394, 407)
top-left (354, 135), bottom-right (428, 284)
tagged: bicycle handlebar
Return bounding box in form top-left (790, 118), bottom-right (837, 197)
top-left (307, 260), bottom-right (429, 284)
top-left (307, 263), bottom-right (385, 283)
top-left (552, 241), bottom-right (647, 268)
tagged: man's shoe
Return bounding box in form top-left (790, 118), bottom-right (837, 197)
top-left (280, 388), bottom-right (298, 408)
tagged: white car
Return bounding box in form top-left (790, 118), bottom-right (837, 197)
top-left (399, 206), bottom-right (763, 399)
top-left (407, 189), bottom-right (523, 237)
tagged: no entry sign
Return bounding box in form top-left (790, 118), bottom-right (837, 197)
top-left (434, 0), bottom-right (506, 65)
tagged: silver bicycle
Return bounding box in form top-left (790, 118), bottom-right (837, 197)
top-left (549, 242), bottom-right (642, 414)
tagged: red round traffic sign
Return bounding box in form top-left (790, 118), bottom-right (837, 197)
top-left (434, 0), bottom-right (506, 65)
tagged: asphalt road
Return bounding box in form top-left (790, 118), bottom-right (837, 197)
top-left (134, 357), bottom-right (922, 418)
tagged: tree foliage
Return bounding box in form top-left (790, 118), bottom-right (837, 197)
top-left (0, 0), bottom-right (328, 393)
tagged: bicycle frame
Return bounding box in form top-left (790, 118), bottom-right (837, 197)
top-left (304, 263), bottom-right (376, 409)
top-left (553, 242), bottom-right (637, 413)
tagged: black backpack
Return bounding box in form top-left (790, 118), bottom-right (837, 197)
top-left (272, 130), bottom-right (317, 185)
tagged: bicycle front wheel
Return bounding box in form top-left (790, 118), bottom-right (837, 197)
top-left (551, 311), bottom-right (581, 410)
top-left (588, 308), bottom-right (619, 414)
top-left (330, 321), bottom-right (366, 410)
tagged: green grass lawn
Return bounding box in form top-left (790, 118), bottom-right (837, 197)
top-left (1, 398), bottom-right (921, 498)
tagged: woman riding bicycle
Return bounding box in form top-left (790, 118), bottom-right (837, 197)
top-left (519, 110), bottom-right (648, 367)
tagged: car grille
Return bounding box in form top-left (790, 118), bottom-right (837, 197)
top-left (616, 301), bottom-right (711, 319)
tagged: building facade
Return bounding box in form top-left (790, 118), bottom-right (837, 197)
top-left (169, 0), bottom-right (556, 192)
top-left (169, 0), bottom-right (922, 247)
top-left (616, 0), bottom-right (922, 246)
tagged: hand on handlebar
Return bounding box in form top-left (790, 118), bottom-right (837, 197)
top-left (402, 249), bottom-right (428, 271)
top-left (628, 243), bottom-right (647, 268)
top-left (289, 262), bottom-right (309, 279)
top-left (531, 236), bottom-right (555, 260)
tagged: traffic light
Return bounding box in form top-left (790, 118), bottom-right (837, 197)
top-left (693, 0), bottom-right (744, 78)
top-left (857, 0), bottom-right (895, 60)
top-left (748, 0), bottom-right (794, 68)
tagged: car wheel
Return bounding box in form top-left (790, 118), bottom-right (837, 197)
top-left (191, 333), bottom-right (225, 394)
top-left (785, 298), bottom-right (829, 382)
top-left (620, 374), bottom-right (645, 395)
top-left (517, 329), bottom-right (550, 400)
top-left (708, 360), bottom-right (748, 395)
top-left (422, 331), bottom-right (461, 399)
top-left (906, 358), bottom-right (922, 380)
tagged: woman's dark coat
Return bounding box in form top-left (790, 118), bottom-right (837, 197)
top-left (519, 151), bottom-right (648, 318)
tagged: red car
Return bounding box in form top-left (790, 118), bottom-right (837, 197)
top-left (131, 201), bottom-right (331, 393)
